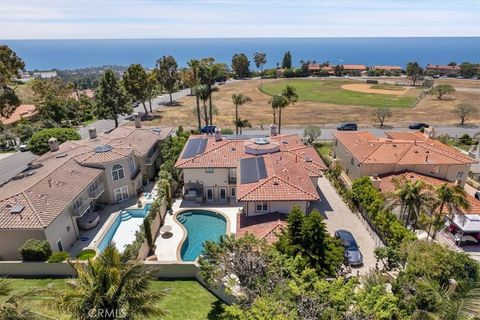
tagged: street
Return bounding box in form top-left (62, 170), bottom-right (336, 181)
top-left (0, 151), bottom-right (37, 184)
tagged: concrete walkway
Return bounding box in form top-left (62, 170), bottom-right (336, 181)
top-left (313, 177), bottom-right (379, 275)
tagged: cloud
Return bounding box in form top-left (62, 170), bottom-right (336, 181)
top-left (0, 0), bottom-right (478, 39)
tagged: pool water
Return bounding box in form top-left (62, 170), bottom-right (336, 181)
top-left (97, 204), bottom-right (151, 252)
top-left (178, 210), bottom-right (227, 261)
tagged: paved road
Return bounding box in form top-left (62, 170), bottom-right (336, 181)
top-left (243, 126), bottom-right (480, 140)
top-left (313, 177), bottom-right (379, 275)
top-left (0, 151), bottom-right (37, 185)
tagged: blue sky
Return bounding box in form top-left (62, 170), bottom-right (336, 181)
top-left (1, 0), bottom-right (479, 39)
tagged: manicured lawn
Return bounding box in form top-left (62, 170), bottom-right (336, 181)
top-left (6, 278), bottom-right (224, 320)
top-left (316, 142), bottom-right (333, 165)
top-left (260, 79), bottom-right (418, 108)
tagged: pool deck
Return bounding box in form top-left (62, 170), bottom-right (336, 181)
top-left (154, 199), bottom-right (241, 262)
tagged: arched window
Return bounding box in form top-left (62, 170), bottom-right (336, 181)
top-left (112, 164), bottom-right (125, 181)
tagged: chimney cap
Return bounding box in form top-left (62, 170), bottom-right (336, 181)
top-left (48, 137), bottom-right (58, 142)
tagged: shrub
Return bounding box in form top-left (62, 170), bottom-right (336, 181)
top-left (48, 251), bottom-right (70, 263)
top-left (221, 128), bottom-right (234, 134)
top-left (19, 239), bottom-right (52, 261)
top-left (28, 127), bottom-right (81, 155)
top-left (76, 249), bottom-right (96, 260)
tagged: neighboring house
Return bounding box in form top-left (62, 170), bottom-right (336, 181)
top-left (0, 104), bottom-right (37, 127)
top-left (175, 130), bottom-right (327, 216)
top-left (371, 65), bottom-right (402, 71)
top-left (307, 64), bottom-right (334, 75)
top-left (32, 71), bottom-right (58, 79)
top-left (425, 64), bottom-right (461, 76)
top-left (0, 121), bottom-right (173, 260)
top-left (341, 64), bottom-right (368, 75)
top-left (332, 131), bottom-right (475, 187)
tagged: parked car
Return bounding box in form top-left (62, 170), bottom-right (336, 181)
top-left (336, 123), bottom-right (358, 131)
top-left (201, 125), bottom-right (216, 134)
top-left (19, 144), bottom-right (28, 152)
top-left (475, 191), bottom-right (480, 201)
top-left (335, 229), bottom-right (363, 266)
top-left (408, 123), bottom-right (429, 130)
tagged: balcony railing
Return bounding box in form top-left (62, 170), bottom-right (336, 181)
top-left (145, 148), bottom-right (160, 165)
top-left (71, 200), bottom-right (91, 217)
top-left (88, 182), bottom-right (104, 199)
top-left (228, 176), bottom-right (237, 184)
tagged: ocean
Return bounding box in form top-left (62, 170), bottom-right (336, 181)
top-left (1, 37), bottom-right (479, 71)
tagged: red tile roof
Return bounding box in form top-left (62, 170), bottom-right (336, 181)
top-left (372, 65), bottom-right (402, 71)
top-left (341, 64), bottom-right (367, 71)
top-left (426, 64), bottom-right (460, 71)
top-left (0, 104), bottom-right (37, 125)
top-left (333, 131), bottom-right (474, 166)
top-left (236, 212), bottom-right (287, 243)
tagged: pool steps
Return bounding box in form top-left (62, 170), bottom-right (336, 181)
top-left (176, 212), bottom-right (192, 224)
top-left (120, 211), bottom-right (133, 222)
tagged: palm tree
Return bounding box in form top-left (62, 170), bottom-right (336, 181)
top-left (270, 95), bottom-right (288, 133)
top-left (196, 84), bottom-right (211, 127)
top-left (253, 52), bottom-right (267, 89)
top-left (0, 278), bottom-right (35, 319)
top-left (388, 179), bottom-right (434, 230)
top-left (45, 244), bottom-right (167, 320)
top-left (188, 59), bottom-right (202, 131)
top-left (414, 279), bottom-right (480, 320)
top-left (429, 184), bottom-right (470, 240)
top-left (235, 118), bottom-right (252, 135)
top-left (279, 85), bottom-right (298, 134)
top-left (232, 94), bottom-right (252, 135)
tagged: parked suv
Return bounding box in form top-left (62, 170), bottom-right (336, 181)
top-left (336, 123), bottom-right (358, 131)
top-left (201, 125), bottom-right (216, 134)
top-left (335, 229), bottom-right (363, 266)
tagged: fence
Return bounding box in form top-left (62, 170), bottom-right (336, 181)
top-left (356, 205), bottom-right (386, 247)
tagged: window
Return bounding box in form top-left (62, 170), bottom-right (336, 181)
top-left (114, 186), bottom-right (129, 202)
top-left (457, 172), bottom-right (464, 178)
top-left (89, 181), bottom-right (97, 192)
top-left (129, 157), bottom-right (136, 174)
top-left (350, 157), bottom-right (354, 166)
top-left (205, 168), bottom-right (214, 173)
top-left (219, 187), bottom-right (227, 201)
top-left (231, 187), bottom-right (236, 197)
top-left (256, 202), bottom-right (268, 212)
top-left (112, 164), bottom-right (125, 181)
top-left (56, 239), bottom-right (64, 251)
top-left (205, 187), bottom-right (214, 201)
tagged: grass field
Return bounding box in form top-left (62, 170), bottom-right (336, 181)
top-left (260, 79), bottom-right (418, 108)
top-left (7, 278), bottom-right (223, 320)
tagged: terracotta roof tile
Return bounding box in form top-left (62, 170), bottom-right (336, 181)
top-left (236, 212), bottom-right (288, 243)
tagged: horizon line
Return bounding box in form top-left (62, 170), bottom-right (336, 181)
top-left (2, 35), bottom-right (479, 41)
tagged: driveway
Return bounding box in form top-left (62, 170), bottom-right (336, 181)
top-left (312, 176), bottom-right (380, 275)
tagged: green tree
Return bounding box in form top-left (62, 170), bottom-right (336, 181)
top-left (145, 72), bottom-right (160, 113)
top-left (453, 103), bottom-right (478, 126)
top-left (231, 53), bottom-right (250, 79)
top-left (429, 183), bottom-right (470, 240)
top-left (144, 218), bottom-right (153, 253)
top-left (253, 52), bottom-right (267, 88)
top-left (156, 55), bottom-right (178, 105)
top-left (270, 95), bottom-right (287, 127)
top-left (303, 125), bottom-right (322, 145)
top-left (95, 69), bottom-right (132, 128)
top-left (32, 78), bottom-right (77, 126)
top-left (232, 93), bottom-right (252, 135)
top-left (0, 278), bottom-right (36, 320)
top-left (195, 84), bottom-right (211, 126)
top-left (372, 106), bottom-right (392, 127)
top-left (28, 127), bottom-right (80, 155)
top-left (14, 120), bottom-right (36, 142)
top-left (122, 63), bottom-right (149, 114)
top-left (431, 84), bottom-right (456, 100)
top-left (300, 209), bottom-right (344, 277)
top-left (45, 244), bottom-right (167, 319)
top-left (198, 61), bottom-right (221, 129)
top-left (281, 51), bottom-right (292, 69)
top-left (0, 45), bottom-right (24, 120)
top-left (279, 85), bottom-right (298, 134)
top-left (276, 205), bottom-right (305, 255)
top-left (406, 61), bottom-right (423, 86)
top-left (460, 62), bottom-right (476, 78)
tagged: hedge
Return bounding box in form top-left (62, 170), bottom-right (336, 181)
top-left (19, 239), bottom-right (52, 261)
top-left (28, 127), bottom-right (81, 155)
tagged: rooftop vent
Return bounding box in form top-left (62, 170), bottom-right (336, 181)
top-left (254, 138), bottom-right (270, 145)
top-left (305, 156), bottom-right (312, 162)
top-left (94, 144), bottom-right (113, 153)
top-left (55, 153), bottom-right (68, 158)
top-left (152, 128), bottom-right (162, 133)
top-left (10, 205), bottom-right (25, 214)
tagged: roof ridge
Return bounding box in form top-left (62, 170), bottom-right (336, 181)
top-left (177, 138), bottom-right (233, 165)
top-left (361, 142), bottom-right (383, 162)
top-left (240, 175), bottom-right (318, 201)
top-left (22, 191), bottom-right (46, 228)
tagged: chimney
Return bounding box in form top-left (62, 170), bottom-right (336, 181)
top-left (215, 127), bottom-right (222, 142)
top-left (448, 279), bottom-right (458, 294)
top-left (88, 127), bottom-right (97, 139)
top-left (48, 137), bottom-right (59, 152)
top-left (370, 175), bottom-right (381, 189)
top-left (133, 112), bottom-right (141, 128)
top-left (270, 124), bottom-right (277, 136)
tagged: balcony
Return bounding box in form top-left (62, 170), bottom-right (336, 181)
top-left (71, 200), bottom-right (92, 217)
top-left (145, 148), bottom-right (160, 166)
top-left (88, 182), bottom-right (104, 199)
top-left (228, 176), bottom-right (237, 184)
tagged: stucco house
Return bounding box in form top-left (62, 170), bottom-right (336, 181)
top-left (0, 121), bottom-right (172, 260)
top-left (332, 130), bottom-right (475, 187)
top-left (175, 129), bottom-right (327, 216)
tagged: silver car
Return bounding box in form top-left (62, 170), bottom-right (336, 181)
top-left (335, 229), bottom-right (363, 266)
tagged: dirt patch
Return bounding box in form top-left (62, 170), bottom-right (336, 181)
top-left (341, 83), bottom-right (408, 96)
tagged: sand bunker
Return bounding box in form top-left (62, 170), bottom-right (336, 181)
top-left (341, 83), bottom-right (408, 96)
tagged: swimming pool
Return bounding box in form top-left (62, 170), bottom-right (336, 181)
top-left (97, 204), bottom-right (151, 252)
top-left (178, 210), bottom-right (227, 261)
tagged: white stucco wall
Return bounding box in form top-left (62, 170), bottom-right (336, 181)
top-left (0, 229), bottom-right (47, 260)
top-left (183, 168), bottom-right (236, 201)
top-left (245, 201), bottom-right (308, 216)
